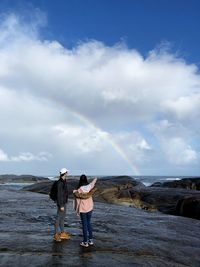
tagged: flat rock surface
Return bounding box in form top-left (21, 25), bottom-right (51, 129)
top-left (0, 189), bottom-right (200, 266)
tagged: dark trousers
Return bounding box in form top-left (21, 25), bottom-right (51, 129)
top-left (55, 204), bottom-right (66, 234)
top-left (80, 210), bottom-right (93, 242)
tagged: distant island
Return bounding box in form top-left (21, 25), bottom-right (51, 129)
top-left (0, 174), bottom-right (48, 183)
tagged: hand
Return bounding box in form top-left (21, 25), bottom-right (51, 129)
top-left (60, 207), bottom-right (64, 212)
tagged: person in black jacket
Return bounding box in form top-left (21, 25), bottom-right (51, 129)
top-left (53, 168), bottom-right (70, 242)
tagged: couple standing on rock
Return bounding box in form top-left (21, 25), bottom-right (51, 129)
top-left (53, 168), bottom-right (97, 248)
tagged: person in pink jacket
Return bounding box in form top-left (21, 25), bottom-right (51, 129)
top-left (73, 174), bottom-right (97, 247)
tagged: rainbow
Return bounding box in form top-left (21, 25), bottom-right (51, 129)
top-left (51, 96), bottom-right (140, 175)
top-left (66, 109), bottom-right (140, 175)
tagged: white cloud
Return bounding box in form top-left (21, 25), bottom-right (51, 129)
top-left (11, 152), bottom-right (52, 162)
top-left (163, 138), bottom-right (197, 165)
top-left (112, 131), bottom-right (152, 165)
top-left (0, 149), bottom-right (51, 162)
top-left (1, 13), bottom-right (200, 128)
top-left (53, 124), bottom-right (108, 154)
top-left (162, 94), bottom-right (200, 122)
top-left (149, 120), bottom-right (199, 168)
top-left (0, 12), bottom-right (200, 175)
top-left (0, 149), bottom-right (9, 161)
top-left (137, 139), bottom-right (151, 150)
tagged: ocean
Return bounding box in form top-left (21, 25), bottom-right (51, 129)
top-left (0, 182), bottom-right (35, 190)
top-left (0, 175), bottom-right (198, 190)
top-left (133, 175), bottom-right (186, 186)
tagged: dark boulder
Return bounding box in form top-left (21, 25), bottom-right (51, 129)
top-left (22, 178), bottom-right (79, 196)
top-left (151, 177), bottom-right (200, 190)
top-left (22, 176), bottom-right (144, 200)
top-left (150, 182), bottom-right (162, 187)
top-left (176, 196), bottom-right (200, 219)
top-left (114, 186), bottom-right (200, 218)
top-left (22, 176), bottom-right (200, 220)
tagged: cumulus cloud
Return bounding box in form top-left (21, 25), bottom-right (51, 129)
top-left (162, 138), bottom-right (197, 165)
top-left (0, 149), bottom-right (51, 162)
top-left (53, 124), bottom-right (109, 154)
top-left (1, 13), bottom-right (200, 127)
top-left (162, 94), bottom-right (200, 123)
top-left (149, 119), bottom-right (199, 167)
top-left (0, 12), bottom-right (200, 175)
top-left (112, 131), bottom-right (152, 162)
top-left (11, 152), bottom-right (52, 162)
top-left (0, 149), bottom-right (9, 161)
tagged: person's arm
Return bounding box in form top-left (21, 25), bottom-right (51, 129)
top-left (90, 177), bottom-right (97, 189)
top-left (78, 177), bottom-right (97, 193)
top-left (74, 187), bottom-right (97, 199)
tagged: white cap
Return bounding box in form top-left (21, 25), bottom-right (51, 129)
top-left (59, 168), bottom-right (69, 175)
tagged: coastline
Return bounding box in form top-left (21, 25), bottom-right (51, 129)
top-left (0, 188), bottom-right (200, 266)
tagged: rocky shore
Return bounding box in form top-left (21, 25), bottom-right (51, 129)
top-left (1, 175), bottom-right (200, 266)
top-left (1, 189), bottom-right (200, 266)
top-left (23, 176), bottom-right (200, 220)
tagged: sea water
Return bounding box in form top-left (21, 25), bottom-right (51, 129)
top-left (0, 175), bottom-right (198, 190)
top-left (133, 175), bottom-right (197, 186)
top-left (0, 182), bottom-right (35, 190)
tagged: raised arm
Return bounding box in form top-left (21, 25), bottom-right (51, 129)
top-left (74, 187), bottom-right (97, 199)
top-left (73, 177), bottom-right (97, 199)
top-left (90, 177), bottom-right (97, 189)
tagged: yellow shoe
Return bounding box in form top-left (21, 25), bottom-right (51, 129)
top-left (53, 233), bottom-right (62, 242)
top-left (60, 232), bottom-right (71, 240)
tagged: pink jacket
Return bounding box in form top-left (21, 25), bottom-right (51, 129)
top-left (73, 178), bottom-right (97, 215)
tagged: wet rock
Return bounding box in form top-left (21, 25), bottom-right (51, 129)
top-left (22, 176), bottom-right (144, 199)
top-left (100, 185), bottom-right (200, 218)
top-left (128, 187), bottom-right (200, 216)
top-left (176, 196), bottom-right (200, 219)
top-left (22, 176), bottom-right (200, 220)
top-left (22, 178), bottom-right (80, 195)
top-left (0, 189), bottom-right (200, 266)
top-left (151, 177), bottom-right (200, 190)
top-left (150, 182), bottom-right (162, 187)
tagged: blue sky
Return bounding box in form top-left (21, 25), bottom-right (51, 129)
top-left (0, 0), bottom-right (199, 176)
top-left (1, 0), bottom-right (200, 64)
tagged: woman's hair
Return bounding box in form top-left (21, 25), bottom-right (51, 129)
top-left (77, 174), bottom-right (89, 189)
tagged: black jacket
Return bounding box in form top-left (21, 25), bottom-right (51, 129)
top-left (56, 178), bottom-right (68, 208)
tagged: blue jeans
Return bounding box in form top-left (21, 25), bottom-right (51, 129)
top-left (55, 204), bottom-right (66, 234)
top-left (80, 210), bottom-right (93, 242)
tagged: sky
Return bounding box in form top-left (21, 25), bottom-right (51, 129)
top-left (0, 0), bottom-right (200, 176)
